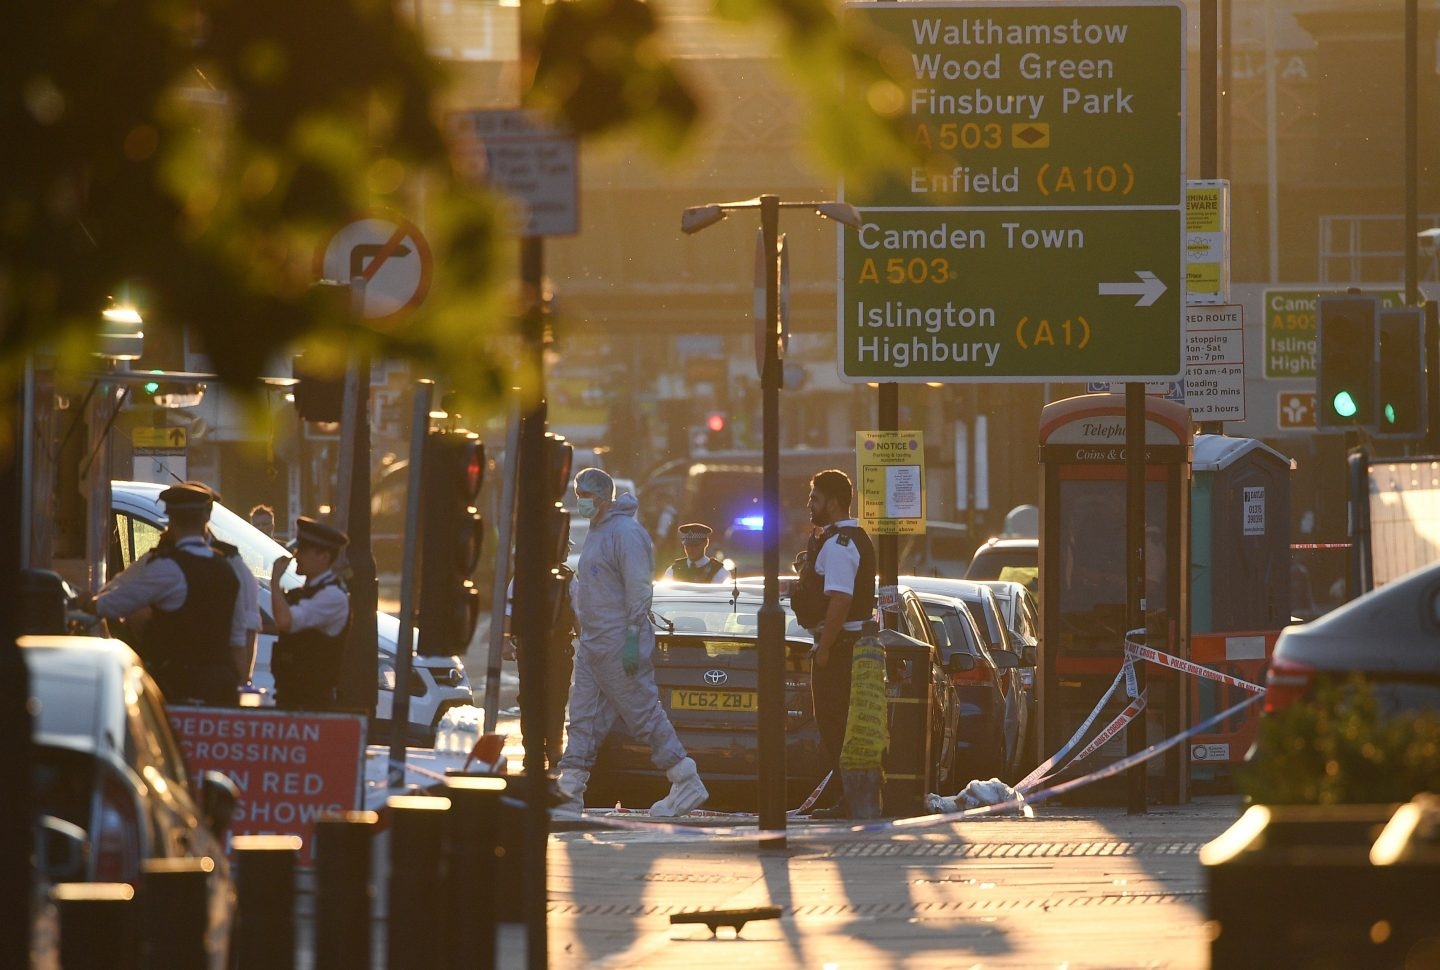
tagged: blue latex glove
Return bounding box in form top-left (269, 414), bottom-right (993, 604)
top-left (622, 628), bottom-right (640, 676)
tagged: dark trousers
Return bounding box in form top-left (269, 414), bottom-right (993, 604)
top-left (517, 637), bottom-right (574, 767)
top-left (157, 663), bottom-right (239, 707)
top-left (810, 632), bottom-right (858, 805)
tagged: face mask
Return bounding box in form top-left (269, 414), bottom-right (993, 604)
top-left (577, 497), bottom-right (599, 519)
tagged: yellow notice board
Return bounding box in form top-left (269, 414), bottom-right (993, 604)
top-left (855, 431), bottom-right (925, 536)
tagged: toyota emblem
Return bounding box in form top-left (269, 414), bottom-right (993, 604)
top-left (704, 669), bottom-right (728, 686)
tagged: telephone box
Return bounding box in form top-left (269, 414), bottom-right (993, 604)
top-left (1038, 394), bottom-right (1192, 803)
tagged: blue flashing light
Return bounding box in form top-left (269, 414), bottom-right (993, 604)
top-left (735, 515), bottom-right (765, 532)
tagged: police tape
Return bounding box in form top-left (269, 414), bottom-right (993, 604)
top-left (1122, 639), bottom-right (1266, 695)
top-left (510, 636), bottom-right (1268, 840)
top-left (1014, 662), bottom-right (1135, 794)
top-left (1016, 631), bottom-right (1265, 795)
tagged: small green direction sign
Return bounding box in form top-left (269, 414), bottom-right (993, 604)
top-left (1262, 287), bottom-right (1407, 380)
top-left (839, 0), bottom-right (1185, 383)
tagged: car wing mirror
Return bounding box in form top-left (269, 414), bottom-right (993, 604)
top-left (991, 649), bottom-right (1021, 669)
top-left (1021, 644), bottom-right (1038, 668)
top-left (200, 770), bottom-right (241, 840)
top-left (37, 814), bottom-right (88, 881)
top-left (945, 652), bottom-right (976, 673)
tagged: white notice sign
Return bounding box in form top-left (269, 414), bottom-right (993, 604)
top-left (1243, 486), bottom-right (1265, 536)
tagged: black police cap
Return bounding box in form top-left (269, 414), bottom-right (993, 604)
top-left (293, 516), bottom-right (349, 552)
top-left (158, 481), bottom-right (217, 512)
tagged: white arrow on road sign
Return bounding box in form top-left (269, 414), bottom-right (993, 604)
top-left (1098, 271), bottom-right (1168, 308)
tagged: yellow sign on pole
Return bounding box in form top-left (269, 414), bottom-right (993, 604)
top-left (132, 427), bottom-right (187, 449)
top-left (855, 431), bottom-right (925, 536)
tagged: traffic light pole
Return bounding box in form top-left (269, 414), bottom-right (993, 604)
top-left (513, 234), bottom-right (550, 968)
top-left (389, 380), bottom-right (433, 787)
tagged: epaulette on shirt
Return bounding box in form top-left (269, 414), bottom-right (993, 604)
top-left (212, 539), bottom-right (240, 558)
top-left (836, 534), bottom-right (851, 546)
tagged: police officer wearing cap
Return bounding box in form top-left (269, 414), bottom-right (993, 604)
top-left (83, 481), bottom-right (246, 705)
top-left (662, 523), bottom-right (731, 584)
top-left (270, 516), bottom-right (351, 710)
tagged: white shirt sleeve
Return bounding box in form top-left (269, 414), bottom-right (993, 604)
top-left (289, 584), bottom-right (350, 637)
top-left (228, 555), bottom-right (259, 647)
top-left (815, 534), bottom-right (861, 597)
top-left (93, 555), bottom-right (186, 618)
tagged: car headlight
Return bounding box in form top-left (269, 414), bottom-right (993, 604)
top-left (435, 666), bottom-right (466, 688)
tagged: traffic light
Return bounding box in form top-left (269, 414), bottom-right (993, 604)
top-left (1316, 294), bottom-right (1379, 428)
top-left (138, 371), bottom-right (206, 408)
top-left (704, 411), bottom-right (731, 449)
top-left (1376, 307), bottom-right (1427, 439)
top-left (540, 432), bottom-right (573, 566)
top-left (418, 431), bottom-right (485, 656)
top-left (291, 356), bottom-right (345, 423)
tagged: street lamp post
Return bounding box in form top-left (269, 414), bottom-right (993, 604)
top-left (682, 194), bottom-right (860, 841)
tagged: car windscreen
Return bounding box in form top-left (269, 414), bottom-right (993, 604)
top-left (966, 548), bottom-right (1036, 580)
top-left (651, 595), bottom-right (813, 640)
top-left (28, 662), bottom-right (103, 743)
top-left (205, 501), bottom-right (301, 591)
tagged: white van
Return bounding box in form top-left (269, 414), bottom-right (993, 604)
top-left (109, 481), bottom-right (473, 744)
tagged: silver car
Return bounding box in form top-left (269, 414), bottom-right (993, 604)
top-left (109, 481), bottom-right (473, 743)
top-left (25, 636), bottom-right (238, 967)
top-left (1265, 560), bottom-right (1440, 716)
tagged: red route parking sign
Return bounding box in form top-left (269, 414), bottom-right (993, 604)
top-left (169, 707), bottom-right (366, 862)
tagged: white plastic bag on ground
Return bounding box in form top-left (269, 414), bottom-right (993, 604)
top-left (926, 778), bottom-right (1030, 816)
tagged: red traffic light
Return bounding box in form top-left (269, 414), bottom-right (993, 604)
top-left (706, 412), bottom-right (726, 433)
top-left (543, 432), bottom-right (573, 501)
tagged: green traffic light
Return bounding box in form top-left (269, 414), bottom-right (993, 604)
top-left (143, 368), bottom-right (162, 396)
top-left (1384, 402), bottom-right (1397, 425)
top-left (1332, 390), bottom-right (1358, 419)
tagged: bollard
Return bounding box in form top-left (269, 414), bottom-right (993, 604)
top-left (314, 810), bottom-right (378, 970)
top-left (52, 882), bottom-right (139, 969)
top-left (387, 794), bottom-right (452, 970)
top-left (443, 776), bottom-right (507, 969)
top-left (141, 857), bottom-right (215, 970)
top-left (233, 834), bottom-right (301, 970)
top-left (1202, 803), bottom-right (1411, 968)
top-left (877, 629), bottom-right (934, 818)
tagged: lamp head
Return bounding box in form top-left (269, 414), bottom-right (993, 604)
top-left (681, 205), bottom-right (727, 235)
top-left (814, 202), bottom-right (862, 229)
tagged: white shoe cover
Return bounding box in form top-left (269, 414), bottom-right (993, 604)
top-left (649, 757), bottom-right (708, 817)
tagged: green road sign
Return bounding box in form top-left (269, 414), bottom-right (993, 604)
top-left (840, 0), bottom-right (1185, 383)
top-left (1262, 287), bottom-right (1407, 380)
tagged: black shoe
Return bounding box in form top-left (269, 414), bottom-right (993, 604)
top-left (810, 802), bottom-right (850, 820)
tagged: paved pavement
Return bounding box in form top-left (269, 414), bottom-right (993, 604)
top-left (498, 795), bottom-right (1241, 969)
top-left (354, 612), bottom-right (1242, 969)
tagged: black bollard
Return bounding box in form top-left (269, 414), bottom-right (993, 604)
top-left (314, 810), bottom-right (378, 970)
top-left (878, 629), bottom-right (934, 818)
top-left (52, 882), bottom-right (139, 969)
top-left (141, 857), bottom-right (214, 970)
top-left (387, 794), bottom-right (452, 970)
top-left (233, 834), bottom-right (301, 970)
top-left (443, 776), bottom-right (507, 969)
